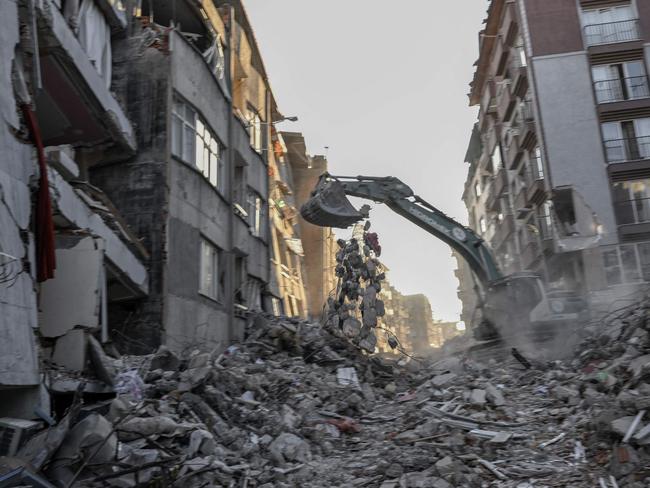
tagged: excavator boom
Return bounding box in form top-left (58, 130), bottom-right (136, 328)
top-left (301, 174), bottom-right (502, 285)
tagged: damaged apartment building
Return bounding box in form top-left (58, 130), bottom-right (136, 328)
top-left (0, 0), bottom-right (307, 418)
top-left (460, 0), bottom-right (650, 316)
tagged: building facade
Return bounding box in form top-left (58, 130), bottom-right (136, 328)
top-left (461, 0), bottom-right (650, 320)
top-left (283, 131), bottom-right (338, 320)
top-left (0, 0), bottom-right (306, 416)
top-left (268, 130), bottom-right (309, 318)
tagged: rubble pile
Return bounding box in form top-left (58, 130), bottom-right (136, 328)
top-left (0, 314), bottom-right (424, 487)
top-left (7, 298), bottom-right (650, 486)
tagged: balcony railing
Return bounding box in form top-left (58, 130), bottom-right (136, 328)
top-left (614, 197), bottom-right (650, 225)
top-left (604, 136), bottom-right (650, 163)
top-left (584, 19), bottom-right (641, 46)
top-left (594, 76), bottom-right (650, 104)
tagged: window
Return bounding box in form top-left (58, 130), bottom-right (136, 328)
top-left (592, 61), bottom-right (649, 103)
top-left (475, 181), bottom-right (482, 198)
top-left (603, 249), bottom-right (623, 286)
top-left (248, 109), bottom-right (262, 153)
top-left (248, 191), bottom-right (267, 239)
top-left (582, 5), bottom-right (639, 46)
top-left (172, 98), bottom-right (224, 191)
top-left (602, 119), bottom-right (650, 162)
top-left (479, 217), bottom-right (487, 234)
top-left (602, 243), bottom-right (650, 286)
top-left (513, 36), bottom-right (527, 69)
top-left (491, 144), bottom-right (503, 173)
top-left (199, 238), bottom-right (221, 300)
top-left (537, 201), bottom-right (553, 239)
top-left (612, 179), bottom-right (650, 225)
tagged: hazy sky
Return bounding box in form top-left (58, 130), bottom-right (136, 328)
top-left (246, 1), bottom-right (488, 322)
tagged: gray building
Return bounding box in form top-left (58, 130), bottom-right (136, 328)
top-left (90, 0), bottom-right (280, 353)
top-left (0, 0), bottom-right (280, 417)
top-left (460, 0), bottom-right (650, 317)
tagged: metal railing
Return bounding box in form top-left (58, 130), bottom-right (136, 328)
top-left (584, 19), bottom-right (641, 46)
top-left (614, 197), bottom-right (650, 225)
top-left (604, 135), bottom-right (650, 163)
top-left (594, 76), bottom-right (650, 103)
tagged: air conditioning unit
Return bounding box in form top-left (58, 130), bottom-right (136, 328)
top-left (0, 418), bottom-right (42, 456)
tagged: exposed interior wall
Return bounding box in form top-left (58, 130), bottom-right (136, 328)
top-left (532, 52), bottom-right (618, 247)
top-left (89, 34), bottom-right (171, 353)
top-left (0, 1), bottom-right (40, 391)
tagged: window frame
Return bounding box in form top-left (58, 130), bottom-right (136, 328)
top-left (171, 95), bottom-right (226, 193)
top-left (199, 237), bottom-right (221, 302)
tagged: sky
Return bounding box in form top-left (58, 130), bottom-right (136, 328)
top-left (246, 1), bottom-right (488, 322)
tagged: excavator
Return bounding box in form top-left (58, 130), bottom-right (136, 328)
top-left (300, 174), bottom-right (588, 344)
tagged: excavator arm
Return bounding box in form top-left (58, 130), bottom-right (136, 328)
top-left (301, 174), bottom-right (503, 285)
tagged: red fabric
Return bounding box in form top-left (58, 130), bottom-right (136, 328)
top-left (22, 104), bottom-right (56, 282)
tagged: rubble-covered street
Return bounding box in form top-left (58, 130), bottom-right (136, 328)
top-left (5, 298), bottom-right (650, 487)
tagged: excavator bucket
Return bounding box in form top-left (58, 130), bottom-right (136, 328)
top-left (300, 177), bottom-right (364, 228)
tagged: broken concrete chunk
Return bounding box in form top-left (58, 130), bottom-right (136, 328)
top-left (51, 329), bottom-right (88, 371)
top-left (149, 345), bottom-right (181, 371)
top-left (431, 373), bottom-right (457, 388)
top-left (485, 383), bottom-right (505, 406)
top-left (87, 334), bottom-right (117, 385)
top-left (268, 433), bottom-right (312, 464)
top-left (435, 456), bottom-right (456, 476)
top-left (337, 367), bottom-right (360, 388)
top-left (469, 389), bottom-right (487, 405)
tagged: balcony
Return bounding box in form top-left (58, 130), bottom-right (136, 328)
top-left (604, 136), bottom-right (650, 163)
top-left (594, 77), bottom-right (650, 104)
top-left (509, 50), bottom-right (528, 92)
top-left (526, 178), bottom-right (546, 205)
top-left (493, 167), bottom-right (509, 197)
top-left (584, 19), bottom-right (641, 46)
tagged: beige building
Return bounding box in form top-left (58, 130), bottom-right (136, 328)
top-left (282, 132), bottom-right (338, 319)
top-left (268, 130), bottom-right (309, 317)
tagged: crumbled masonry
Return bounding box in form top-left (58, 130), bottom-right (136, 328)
top-left (6, 298), bottom-right (650, 486)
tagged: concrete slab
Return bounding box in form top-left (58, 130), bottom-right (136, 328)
top-left (39, 237), bottom-right (102, 338)
top-left (52, 329), bottom-right (88, 371)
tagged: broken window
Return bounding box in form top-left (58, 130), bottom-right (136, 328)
top-left (248, 108), bottom-right (263, 153)
top-left (199, 238), bottom-right (221, 301)
top-left (248, 191), bottom-right (267, 239)
top-left (77, 0), bottom-right (112, 87)
top-left (552, 188), bottom-right (579, 236)
top-left (172, 97), bottom-right (225, 191)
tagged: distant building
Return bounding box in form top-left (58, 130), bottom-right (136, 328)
top-left (400, 294), bottom-right (435, 354)
top-left (428, 320), bottom-right (463, 348)
top-left (283, 132), bottom-right (338, 320)
top-left (461, 0), bottom-right (650, 320)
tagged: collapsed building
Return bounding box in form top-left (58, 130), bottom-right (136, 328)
top-left (0, 0), bottom-right (329, 418)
